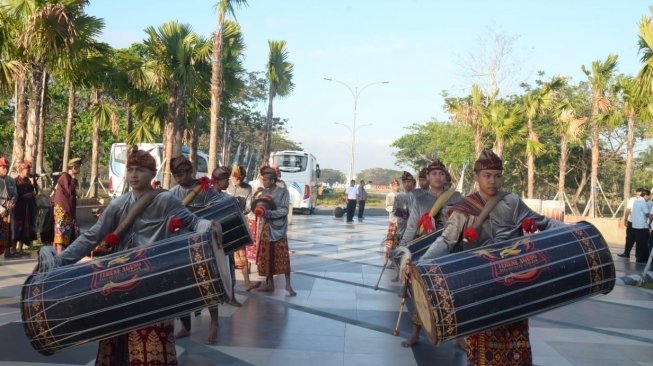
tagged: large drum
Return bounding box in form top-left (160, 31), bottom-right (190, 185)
top-left (21, 231), bottom-right (231, 355)
top-left (409, 221), bottom-right (615, 345)
top-left (193, 195), bottom-right (252, 254)
top-left (392, 230), bottom-right (442, 270)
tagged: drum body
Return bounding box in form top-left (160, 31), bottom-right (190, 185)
top-left (193, 195), bottom-right (252, 254)
top-left (22, 231), bottom-right (230, 355)
top-left (392, 230), bottom-right (442, 269)
top-left (409, 221), bottom-right (615, 346)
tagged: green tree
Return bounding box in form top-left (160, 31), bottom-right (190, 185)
top-left (582, 54), bottom-right (618, 217)
top-left (357, 168), bottom-right (403, 185)
top-left (208, 0), bottom-right (248, 174)
top-left (263, 40), bottom-right (294, 159)
top-left (318, 168), bottom-right (346, 185)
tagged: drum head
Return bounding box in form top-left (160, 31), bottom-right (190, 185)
top-left (409, 265), bottom-right (441, 346)
top-left (211, 230), bottom-right (233, 300)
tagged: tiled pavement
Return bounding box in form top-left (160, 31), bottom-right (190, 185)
top-left (0, 209), bottom-right (652, 365)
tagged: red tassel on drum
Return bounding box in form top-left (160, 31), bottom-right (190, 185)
top-left (168, 217), bottom-right (184, 233)
top-left (196, 177), bottom-right (211, 192)
top-left (253, 206), bottom-right (267, 218)
top-left (418, 212), bottom-right (434, 234)
top-left (104, 232), bottom-right (120, 247)
top-left (521, 218), bottom-right (538, 233)
top-left (462, 227), bottom-right (478, 243)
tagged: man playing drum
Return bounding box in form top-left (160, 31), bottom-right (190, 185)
top-left (399, 160), bottom-right (462, 348)
top-left (169, 156), bottom-right (226, 343)
top-left (413, 149), bottom-right (564, 366)
top-left (45, 147), bottom-right (222, 366)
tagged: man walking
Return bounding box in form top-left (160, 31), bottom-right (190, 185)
top-left (345, 179), bottom-right (358, 223)
top-left (357, 179), bottom-right (367, 221)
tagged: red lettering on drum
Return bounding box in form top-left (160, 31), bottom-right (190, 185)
top-left (90, 251), bottom-right (152, 296)
top-left (479, 240), bottom-right (550, 286)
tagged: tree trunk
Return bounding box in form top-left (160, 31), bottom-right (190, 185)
top-left (208, 11), bottom-right (226, 174)
top-left (474, 123), bottom-right (482, 157)
top-left (263, 86), bottom-right (275, 160)
top-left (126, 100), bottom-right (134, 135)
top-left (589, 96), bottom-right (600, 218)
top-left (572, 167), bottom-right (588, 216)
top-left (36, 71), bottom-right (49, 175)
top-left (13, 71), bottom-right (28, 166)
top-left (558, 136), bottom-right (568, 198)
top-left (25, 63), bottom-right (44, 173)
top-left (89, 89), bottom-right (100, 198)
top-left (495, 138), bottom-right (504, 158)
top-left (222, 118), bottom-right (230, 164)
top-left (623, 115), bottom-right (635, 204)
top-left (62, 84), bottom-right (75, 170)
top-left (189, 115), bottom-right (199, 172)
top-left (162, 85), bottom-right (180, 189)
top-left (526, 117), bottom-right (535, 198)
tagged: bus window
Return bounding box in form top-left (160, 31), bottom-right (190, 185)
top-left (273, 155), bottom-right (307, 172)
top-left (196, 156), bottom-right (208, 174)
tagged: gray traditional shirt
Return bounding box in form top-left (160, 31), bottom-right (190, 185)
top-left (401, 189), bottom-right (462, 245)
top-left (392, 191), bottom-right (411, 238)
top-left (169, 183), bottom-right (219, 209)
top-left (0, 174), bottom-right (17, 208)
top-left (226, 181), bottom-right (252, 215)
top-left (57, 190), bottom-right (211, 266)
top-left (420, 193), bottom-right (565, 261)
top-left (261, 184), bottom-right (290, 241)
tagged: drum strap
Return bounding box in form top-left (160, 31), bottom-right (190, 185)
top-left (113, 189), bottom-right (165, 238)
top-left (462, 191), bottom-right (509, 250)
top-left (428, 186), bottom-right (457, 218)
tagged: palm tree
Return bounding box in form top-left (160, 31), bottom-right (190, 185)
top-left (554, 98), bottom-right (587, 214)
top-left (444, 85), bottom-right (485, 157)
top-left (636, 10), bottom-right (653, 96)
top-left (581, 54), bottom-right (618, 217)
top-left (208, 0), bottom-right (248, 174)
top-left (523, 77), bottom-right (565, 198)
top-left (142, 21), bottom-right (211, 188)
top-left (263, 40), bottom-right (294, 159)
top-left (613, 76), bottom-right (652, 204)
top-left (482, 98), bottom-right (523, 158)
top-left (86, 88), bottom-right (117, 198)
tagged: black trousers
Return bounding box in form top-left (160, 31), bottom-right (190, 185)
top-left (357, 200), bottom-right (366, 219)
top-left (634, 228), bottom-right (651, 263)
top-left (346, 199), bottom-right (357, 222)
top-left (623, 221), bottom-right (635, 255)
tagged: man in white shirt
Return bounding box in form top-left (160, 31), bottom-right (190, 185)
top-left (630, 190), bottom-right (650, 264)
top-left (619, 188), bottom-right (644, 258)
top-left (345, 180), bottom-right (358, 223)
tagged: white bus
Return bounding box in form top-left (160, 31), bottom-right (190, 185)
top-left (270, 150), bottom-right (320, 214)
top-left (108, 143), bottom-right (210, 197)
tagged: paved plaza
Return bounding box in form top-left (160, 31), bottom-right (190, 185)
top-left (0, 209), bottom-right (652, 366)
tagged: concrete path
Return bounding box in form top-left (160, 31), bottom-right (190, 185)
top-left (0, 208), bottom-right (651, 365)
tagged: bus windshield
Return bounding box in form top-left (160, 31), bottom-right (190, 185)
top-left (272, 154), bottom-right (308, 172)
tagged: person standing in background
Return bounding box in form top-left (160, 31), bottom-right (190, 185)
top-left (619, 188), bottom-right (644, 259)
top-left (53, 157), bottom-right (81, 254)
top-left (12, 161), bottom-right (36, 257)
top-left (357, 179), bottom-right (367, 221)
top-left (384, 178), bottom-right (400, 259)
top-left (345, 179), bottom-right (358, 223)
top-left (0, 157), bottom-right (17, 259)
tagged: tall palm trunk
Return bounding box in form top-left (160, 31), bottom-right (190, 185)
top-left (623, 114), bottom-right (635, 204)
top-left (208, 11), bottom-right (226, 174)
top-left (126, 100), bottom-right (134, 135)
top-left (189, 115), bottom-right (199, 171)
top-left (89, 89), bottom-right (100, 198)
top-left (36, 71), bottom-right (49, 175)
top-left (62, 84), bottom-right (75, 170)
top-left (526, 117), bottom-right (535, 198)
top-left (13, 72), bottom-right (28, 166)
top-left (25, 63), bottom-right (44, 172)
top-left (474, 123), bottom-right (482, 157)
top-left (495, 138), bottom-right (504, 158)
top-left (558, 136), bottom-right (569, 198)
top-left (162, 87), bottom-right (178, 189)
top-left (589, 94), bottom-right (600, 218)
top-left (263, 86), bottom-right (275, 159)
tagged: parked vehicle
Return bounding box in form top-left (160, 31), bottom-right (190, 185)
top-left (108, 143), bottom-right (209, 197)
top-left (269, 150), bottom-right (320, 214)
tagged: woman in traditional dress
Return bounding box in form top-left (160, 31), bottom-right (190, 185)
top-left (53, 157), bottom-right (81, 253)
top-left (226, 165), bottom-right (254, 288)
top-left (12, 161), bottom-right (36, 256)
top-left (254, 166), bottom-right (296, 296)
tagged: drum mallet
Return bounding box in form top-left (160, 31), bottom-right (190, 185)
top-left (392, 259), bottom-right (410, 336)
top-left (374, 257), bottom-right (390, 291)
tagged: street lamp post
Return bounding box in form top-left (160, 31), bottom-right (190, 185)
top-left (324, 77), bottom-right (389, 182)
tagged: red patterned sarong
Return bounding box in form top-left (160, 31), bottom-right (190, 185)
top-left (466, 319), bottom-right (532, 366)
top-left (385, 222), bottom-right (398, 257)
top-left (256, 221), bottom-right (291, 276)
top-left (246, 217), bottom-right (259, 264)
top-left (94, 321), bottom-right (177, 366)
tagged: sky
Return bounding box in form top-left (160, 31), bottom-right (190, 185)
top-left (86, 0), bottom-right (651, 177)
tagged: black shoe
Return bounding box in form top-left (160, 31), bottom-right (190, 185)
top-left (617, 253), bottom-right (629, 258)
top-left (346, 220), bottom-right (353, 223)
